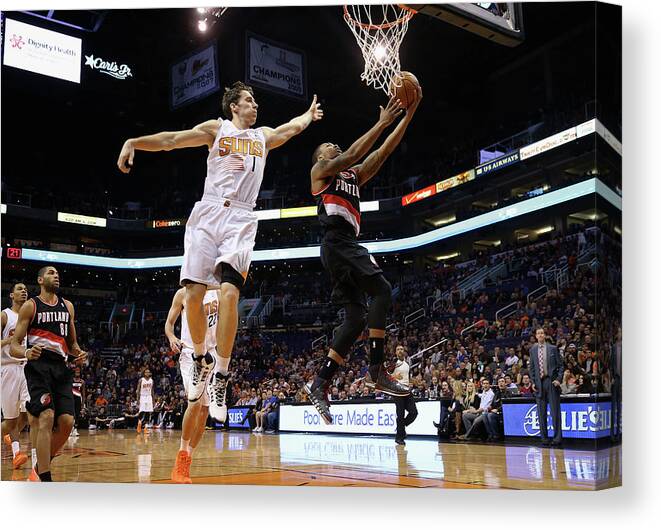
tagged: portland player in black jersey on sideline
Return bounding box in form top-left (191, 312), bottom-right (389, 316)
top-left (10, 266), bottom-right (87, 481)
top-left (305, 87), bottom-right (422, 423)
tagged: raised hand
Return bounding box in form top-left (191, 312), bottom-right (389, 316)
top-left (378, 96), bottom-right (404, 126)
top-left (307, 94), bottom-right (324, 121)
top-left (407, 85), bottom-right (423, 115)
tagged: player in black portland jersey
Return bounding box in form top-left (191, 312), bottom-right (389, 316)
top-left (11, 266), bottom-right (87, 481)
top-left (305, 88), bottom-right (422, 424)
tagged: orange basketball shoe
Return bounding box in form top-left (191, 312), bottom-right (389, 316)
top-left (170, 450), bottom-right (192, 484)
top-left (12, 451), bottom-right (28, 469)
top-left (28, 468), bottom-right (40, 482)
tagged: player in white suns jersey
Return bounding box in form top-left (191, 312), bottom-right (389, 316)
top-left (118, 81), bottom-right (322, 481)
top-left (136, 369), bottom-right (155, 432)
top-left (165, 287), bottom-right (219, 483)
top-left (1, 282), bottom-right (31, 471)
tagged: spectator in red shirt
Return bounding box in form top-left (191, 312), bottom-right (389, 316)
top-left (519, 373), bottom-right (533, 396)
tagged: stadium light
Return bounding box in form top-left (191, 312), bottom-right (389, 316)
top-left (197, 7), bottom-right (206, 13)
top-left (535, 226), bottom-right (554, 235)
top-left (198, 19), bottom-right (207, 32)
top-left (373, 44), bottom-right (387, 62)
top-left (435, 252), bottom-right (460, 261)
top-left (430, 215), bottom-right (456, 227)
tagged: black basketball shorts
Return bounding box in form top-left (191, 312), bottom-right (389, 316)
top-left (24, 352), bottom-right (75, 418)
top-left (320, 229), bottom-right (383, 308)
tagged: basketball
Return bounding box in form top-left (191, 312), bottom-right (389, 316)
top-left (391, 71), bottom-right (420, 109)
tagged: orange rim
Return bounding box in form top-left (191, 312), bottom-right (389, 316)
top-left (343, 4), bottom-right (416, 30)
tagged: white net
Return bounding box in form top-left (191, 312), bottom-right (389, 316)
top-left (343, 4), bottom-right (414, 95)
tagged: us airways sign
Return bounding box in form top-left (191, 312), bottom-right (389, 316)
top-left (85, 54), bottom-right (133, 80)
top-left (475, 151), bottom-right (521, 177)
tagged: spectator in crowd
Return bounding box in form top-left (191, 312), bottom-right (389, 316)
top-left (459, 378), bottom-right (494, 441)
top-left (485, 377), bottom-right (510, 441)
top-left (253, 390), bottom-right (274, 433)
top-left (265, 392), bottom-right (285, 433)
top-left (519, 374), bottom-right (534, 396)
top-left (447, 380), bottom-right (466, 439)
top-left (560, 369), bottom-right (578, 395)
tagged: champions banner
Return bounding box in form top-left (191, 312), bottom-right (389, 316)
top-left (246, 32), bottom-right (306, 99)
top-left (170, 43), bottom-right (220, 109)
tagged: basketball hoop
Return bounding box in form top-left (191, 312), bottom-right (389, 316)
top-left (343, 4), bottom-right (416, 95)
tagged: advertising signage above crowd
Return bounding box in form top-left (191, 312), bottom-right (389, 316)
top-left (3, 18), bottom-right (82, 83)
top-left (475, 151), bottom-right (520, 177)
top-left (402, 118), bottom-right (616, 207)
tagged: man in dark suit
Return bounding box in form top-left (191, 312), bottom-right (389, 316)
top-left (528, 327), bottom-right (563, 447)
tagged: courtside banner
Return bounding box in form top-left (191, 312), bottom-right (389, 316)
top-left (3, 18), bottom-right (81, 83)
top-left (214, 407), bottom-right (252, 429)
top-left (279, 401), bottom-right (440, 435)
top-left (502, 401), bottom-right (613, 439)
top-left (475, 151), bottom-right (520, 177)
top-left (170, 43), bottom-right (220, 109)
top-left (246, 32), bottom-right (306, 99)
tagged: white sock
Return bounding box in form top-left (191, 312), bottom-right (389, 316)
top-left (187, 444), bottom-right (194, 456)
top-left (179, 438), bottom-right (190, 453)
top-left (31, 448), bottom-right (37, 469)
top-left (218, 356), bottom-right (230, 376)
top-left (11, 441), bottom-right (20, 457)
top-left (193, 341), bottom-right (206, 357)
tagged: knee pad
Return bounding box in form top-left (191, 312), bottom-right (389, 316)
top-left (331, 305), bottom-right (367, 357)
top-left (219, 262), bottom-right (246, 291)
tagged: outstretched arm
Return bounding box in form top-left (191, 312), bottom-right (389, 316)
top-left (311, 96), bottom-right (403, 188)
top-left (117, 119), bottom-right (219, 174)
top-left (262, 95), bottom-right (324, 150)
top-left (164, 288), bottom-right (185, 353)
top-left (353, 86), bottom-right (422, 187)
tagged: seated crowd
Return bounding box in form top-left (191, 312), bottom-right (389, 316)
top-left (63, 226), bottom-right (618, 443)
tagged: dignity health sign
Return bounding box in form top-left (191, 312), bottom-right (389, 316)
top-left (3, 18), bottom-right (82, 83)
top-left (280, 401), bottom-right (440, 435)
top-left (503, 401), bottom-right (613, 439)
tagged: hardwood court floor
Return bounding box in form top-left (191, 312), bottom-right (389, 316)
top-left (1, 429), bottom-right (621, 489)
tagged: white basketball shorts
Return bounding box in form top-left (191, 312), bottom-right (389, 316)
top-left (1, 363), bottom-right (29, 419)
top-left (139, 397), bottom-right (154, 413)
top-left (180, 198), bottom-right (258, 289)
